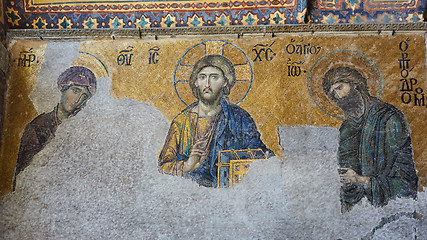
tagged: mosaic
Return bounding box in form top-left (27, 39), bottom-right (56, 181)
top-left (2, 35), bottom-right (426, 212)
top-left (310, 0), bottom-right (426, 23)
top-left (3, 0), bottom-right (426, 29)
top-left (0, 0), bottom-right (6, 42)
top-left (4, 0), bottom-right (427, 29)
top-left (4, 0), bottom-right (308, 29)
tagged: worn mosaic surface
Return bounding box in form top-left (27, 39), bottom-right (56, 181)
top-left (310, 0), bottom-right (426, 23)
top-left (3, 0), bottom-right (307, 29)
top-left (0, 35), bottom-right (426, 238)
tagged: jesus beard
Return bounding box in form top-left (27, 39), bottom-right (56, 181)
top-left (198, 86), bottom-right (223, 105)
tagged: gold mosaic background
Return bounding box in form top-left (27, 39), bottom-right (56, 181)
top-left (1, 34), bottom-right (426, 196)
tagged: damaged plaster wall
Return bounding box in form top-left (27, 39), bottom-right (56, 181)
top-left (29, 42), bottom-right (80, 114)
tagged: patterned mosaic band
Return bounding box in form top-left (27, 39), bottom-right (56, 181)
top-left (3, 0), bottom-right (426, 29)
top-left (4, 0), bottom-right (308, 29)
top-left (310, 0), bottom-right (426, 23)
top-left (26, 0), bottom-right (298, 13)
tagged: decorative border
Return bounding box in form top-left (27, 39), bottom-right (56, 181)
top-left (6, 23), bottom-right (427, 40)
top-left (5, 0), bottom-right (308, 29)
top-left (315, 0), bottom-right (343, 10)
top-left (366, 0), bottom-right (418, 11)
top-left (25, 0), bottom-right (297, 13)
top-left (310, 0), bottom-right (426, 23)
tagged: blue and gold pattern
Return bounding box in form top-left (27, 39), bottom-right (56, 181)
top-left (310, 0), bottom-right (425, 23)
top-left (3, 0), bottom-right (426, 28)
top-left (4, 0), bottom-right (308, 29)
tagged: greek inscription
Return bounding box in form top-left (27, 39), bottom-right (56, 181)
top-left (285, 39), bottom-right (321, 55)
top-left (286, 58), bottom-right (306, 77)
top-left (398, 55), bottom-right (410, 69)
top-left (401, 92), bottom-right (412, 104)
top-left (414, 88), bottom-right (425, 106)
top-left (400, 78), bottom-right (417, 91)
top-left (252, 41), bottom-right (276, 62)
top-left (414, 93), bottom-right (425, 106)
top-left (399, 41), bottom-right (409, 52)
top-left (149, 46), bottom-right (160, 64)
top-left (16, 48), bottom-right (38, 67)
top-left (400, 69), bottom-right (409, 78)
top-left (288, 66), bottom-right (301, 77)
top-left (117, 46), bottom-right (134, 66)
top-left (397, 38), bottom-right (425, 107)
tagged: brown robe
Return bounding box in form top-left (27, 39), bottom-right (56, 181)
top-left (14, 109), bottom-right (59, 189)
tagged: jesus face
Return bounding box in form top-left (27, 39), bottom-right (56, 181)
top-left (60, 85), bottom-right (91, 114)
top-left (195, 66), bottom-right (227, 104)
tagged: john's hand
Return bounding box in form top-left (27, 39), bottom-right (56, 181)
top-left (339, 168), bottom-right (370, 184)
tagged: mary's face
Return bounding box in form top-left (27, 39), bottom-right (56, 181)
top-left (60, 85), bottom-right (90, 114)
top-left (195, 66), bottom-right (226, 104)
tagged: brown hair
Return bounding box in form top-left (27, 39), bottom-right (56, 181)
top-left (322, 66), bottom-right (369, 98)
top-left (189, 55), bottom-right (236, 99)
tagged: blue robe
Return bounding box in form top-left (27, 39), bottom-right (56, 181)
top-left (158, 98), bottom-right (271, 187)
top-left (339, 99), bottom-right (418, 207)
